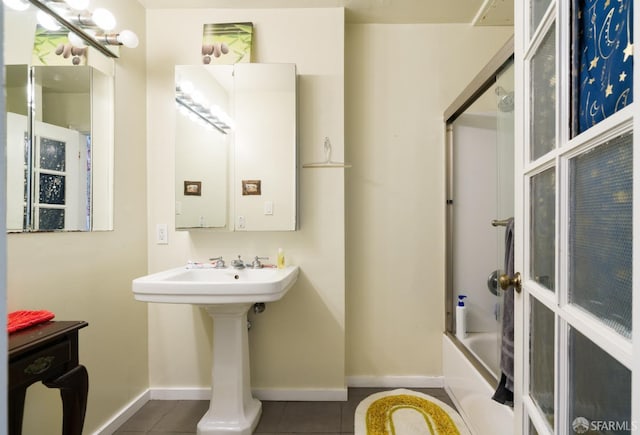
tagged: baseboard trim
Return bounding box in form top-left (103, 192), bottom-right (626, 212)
top-left (149, 387), bottom-right (211, 400)
top-left (92, 390), bottom-right (150, 435)
top-left (253, 388), bottom-right (348, 401)
top-left (148, 386), bottom-right (349, 401)
top-left (346, 375), bottom-right (444, 388)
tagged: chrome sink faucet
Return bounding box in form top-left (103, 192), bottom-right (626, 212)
top-left (209, 256), bottom-right (226, 268)
top-left (231, 255), bottom-right (246, 269)
top-left (250, 256), bottom-right (269, 269)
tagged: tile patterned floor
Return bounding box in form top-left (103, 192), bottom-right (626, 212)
top-left (114, 387), bottom-right (456, 434)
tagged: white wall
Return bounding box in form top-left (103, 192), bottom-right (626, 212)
top-left (146, 8), bottom-right (346, 396)
top-left (6, 0), bottom-right (149, 433)
top-left (345, 24), bottom-right (513, 379)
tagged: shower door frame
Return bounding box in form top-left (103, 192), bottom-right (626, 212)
top-left (444, 35), bottom-right (514, 386)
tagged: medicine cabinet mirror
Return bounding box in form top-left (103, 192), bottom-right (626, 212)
top-left (174, 63), bottom-right (297, 231)
top-left (4, 5), bottom-right (114, 232)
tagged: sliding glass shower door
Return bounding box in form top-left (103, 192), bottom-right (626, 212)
top-left (446, 54), bottom-right (515, 385)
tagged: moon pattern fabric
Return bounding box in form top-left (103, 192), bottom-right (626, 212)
top-left (576, 0), bottom-right (633, 134)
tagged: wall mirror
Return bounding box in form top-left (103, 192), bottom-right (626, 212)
top-left (174, 63), bottom-right (297, 231)
top-left (4, 5), bottom-right (115, 232)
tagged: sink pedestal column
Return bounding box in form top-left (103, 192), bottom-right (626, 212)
top-left (198, 304), bottom-right (261, 435)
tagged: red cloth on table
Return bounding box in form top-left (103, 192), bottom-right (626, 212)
top-left (7, 310), bottom-right (55, 333)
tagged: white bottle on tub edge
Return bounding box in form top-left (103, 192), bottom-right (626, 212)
top-left (455, 295), bottom-right (467, 340)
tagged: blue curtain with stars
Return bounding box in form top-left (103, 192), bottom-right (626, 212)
top-left (576, 0), bottom-right (633, 135)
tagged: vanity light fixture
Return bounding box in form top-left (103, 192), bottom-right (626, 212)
top-left (21, 0), bottom-right (139, 57)
top-left (175, 84), bottom-right (233, 135)
top-left (95, 30), bottom-right (139, 49)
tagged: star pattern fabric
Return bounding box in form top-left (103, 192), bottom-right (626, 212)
top-left (577, 0), bottom-right (633, 134)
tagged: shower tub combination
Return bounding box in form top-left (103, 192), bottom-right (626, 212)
top-left (443, 333), bottom-right (513, 434)
top-left (443, 37), bottom-right (515, 434)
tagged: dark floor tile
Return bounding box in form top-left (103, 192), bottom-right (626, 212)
top-left (114, 387), bottom-right (457, 434)
top-left (278, 401), bottom-right (342, 432)
top-left (147, 432), bottom-right (195, 435)
top-left (340, 401), bottom-right (359, 432)
top-left (152, 400), bottom-right (209, 433)
top-left (255, 401), bottom-right (286, 432)
top-left (115, 400), bottom-right (178, 432)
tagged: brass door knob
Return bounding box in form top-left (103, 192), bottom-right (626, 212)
top-left (499, 272), bottom-right (522, 293)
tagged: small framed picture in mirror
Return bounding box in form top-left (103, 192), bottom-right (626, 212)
top-left (242, 180), bottom-right (261, 195)
top-left (184, 181), bottom-right (202, 196)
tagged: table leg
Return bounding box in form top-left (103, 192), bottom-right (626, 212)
top-left (44, 365), bottom-right (89, 435)
top-left (8, 387), bottom-right (27, 435)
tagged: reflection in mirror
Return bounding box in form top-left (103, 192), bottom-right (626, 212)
top-left (4, 4), bottom-right (114, 232)
top-left (175, 65), bottom-right (232, 229)
top-left (233, 63), bottom-right (297, 231)
top-left (174, 63), bottom-right (297, 232)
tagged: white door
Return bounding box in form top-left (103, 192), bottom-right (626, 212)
top-left (514, 1), bottom-right (637, 434)
top-left (33, 121), bottom-right (84, 231)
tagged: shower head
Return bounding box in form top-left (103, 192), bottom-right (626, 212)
top-left (495, 86), bottom-right (514, 112)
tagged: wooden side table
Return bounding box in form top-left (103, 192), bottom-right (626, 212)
top-left (8, 321), bottom-right (89, 435)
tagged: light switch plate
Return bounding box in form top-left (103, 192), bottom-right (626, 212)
top-left (156, 224), bottom-right (168, 244)
top-left (264, 201), bottom-right (273, 215)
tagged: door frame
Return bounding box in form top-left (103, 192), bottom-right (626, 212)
top-left (513, 1), bottom-right (639, 433)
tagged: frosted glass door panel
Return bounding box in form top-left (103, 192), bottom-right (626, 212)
top-left (569, 328), bottom-right (631, 433)
top-left (569, 134), bottom-right (633, 338)
top-left (529, 297), bottom-right (554, 427)
top-left (531, 0), bottom-right (552, 37)
top-left (530, 168), bottom-right (556, 291)
top-left (530, 27), bottom-right (557, 161)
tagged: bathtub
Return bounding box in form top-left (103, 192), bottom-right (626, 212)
top-left (443, 333), bottom-right (514, 435)
top-left (460, 331), bottom-right (500, 379)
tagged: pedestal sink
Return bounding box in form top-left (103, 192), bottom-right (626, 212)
top-left (132, 265), bottom-right (299, 435)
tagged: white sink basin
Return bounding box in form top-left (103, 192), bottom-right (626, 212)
top-left (132, 263), bottom-right (300, 435)
top-left (132, 265), bottom-right (299, 304)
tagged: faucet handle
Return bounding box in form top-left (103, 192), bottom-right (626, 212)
top-left (251, 256), bottom-right (269, 269)
top-left (231, 255), bottom-right (245, 269)
top-left (209, 256), bottom-right (226, 268)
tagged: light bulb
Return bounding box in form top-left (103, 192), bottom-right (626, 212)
top-left (37, 10), bottom-right (61, 31)
top-left (92, 8), bottom-right (116, 31)
top-left (67, 31), bottom-right (87, 48)
top-left (117, 30), bottom-right (139, 48)
top-left (63, 0), bottom-right (89, 10)
top-left (3, 0), bottom-right (29, 11)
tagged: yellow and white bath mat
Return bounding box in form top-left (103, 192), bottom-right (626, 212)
top-left (354, 389), bottom-right (471, 435)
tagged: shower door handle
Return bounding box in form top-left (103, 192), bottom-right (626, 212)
top-left (499, 272), bottom-right (522, 293)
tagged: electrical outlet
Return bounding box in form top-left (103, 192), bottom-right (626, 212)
top-left (156, 224), bottom-right (168, 244)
